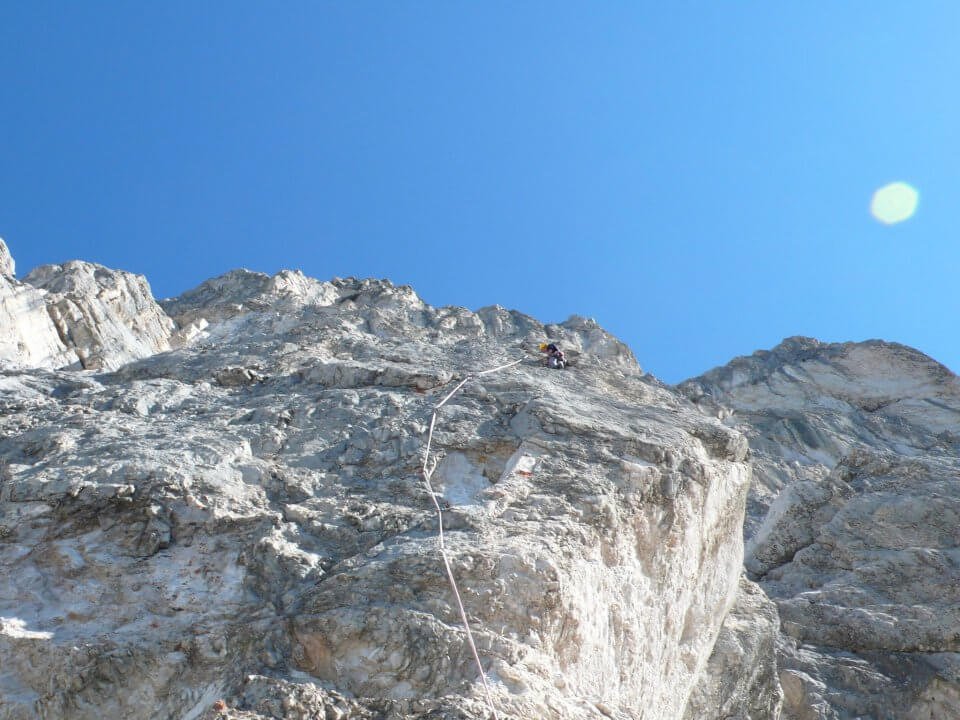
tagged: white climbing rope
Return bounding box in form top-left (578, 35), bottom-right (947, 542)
top-left (421, 357), bottom-right (524, 720)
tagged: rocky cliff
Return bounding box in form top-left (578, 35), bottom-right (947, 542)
top-left (0, 238), bottom-right (76, 371)
top-left (1, 237), bottom-right (955, 720)
top-left (682, 337), bottom-right (960, 719)
top-left (0, 240), bottom-right (771, 720)
top-left (0, 238), bottom-right (176, 372)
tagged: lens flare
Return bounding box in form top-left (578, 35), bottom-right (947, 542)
top-left (870, 182), bottom-right (918, 224)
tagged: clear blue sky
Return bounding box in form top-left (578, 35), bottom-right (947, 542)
top-left (3, 3), bottom-right (959, 383)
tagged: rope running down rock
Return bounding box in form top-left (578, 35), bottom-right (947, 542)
top-left (421, 358), bottom-right (524, 720)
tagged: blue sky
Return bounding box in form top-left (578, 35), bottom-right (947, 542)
top-left (2, 3), bottom-right (959, 382)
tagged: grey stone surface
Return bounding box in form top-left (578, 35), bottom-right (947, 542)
top-left (0, 241), bottom-right (75, 371)
top-left (684, 336), bottom-right (960, 719)
top-left (20, 246), bottom-right (960, 720)
top-left (684, 575), bottom-right (783, 720)
top-left (0, 266), bottom-right (758, 719)
top-left (24, 261), bottom-right (176, 370)
top-left (0, 238), bottom-right (14, 277)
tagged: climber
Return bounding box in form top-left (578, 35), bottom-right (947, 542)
top-left (539, 342), bottom-right (566, 370)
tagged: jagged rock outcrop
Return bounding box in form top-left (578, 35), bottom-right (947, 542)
top-left (24, 261), bottom-right (176, 370)
top-left (0, 239), bottom-right (76, 370)
top-left (0, 275), bottom-right (75, 371)
top-left (683, 337), bottom-right (960, 719)
top-left (0, 237), bottom-right (15, 277)
top-left (0, 261), bottom-right (766, 718)
top-left (159, 268), bottom-right (338, 328)
top-left (0, 242), bottom-right (181, 372)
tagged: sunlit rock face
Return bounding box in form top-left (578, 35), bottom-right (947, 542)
top-left (0, 255), bottom-right (763, 719)
top-left (16, 237), bottom-right (959, 720)
top-left (684, 575), bottom-right (783, 720)
top-left (24, 261), bottom-right (176, 371)
top-left (0, 240), bottom-right (76, 371)
top-left (683, 337), bottom-right (960, 719)
top-left (0, 242), bottom-right (180, 373)
top-left (0, 238), bottom-right (15, 278)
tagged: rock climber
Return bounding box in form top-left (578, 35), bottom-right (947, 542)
top-left (539, 342), bottom-right (566, 370)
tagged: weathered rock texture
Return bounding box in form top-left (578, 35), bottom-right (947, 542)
top-left (0, 240), bottom-right (76, 371)
top-left (0, 238), bottom-right (15, 278)
top-left (16, 237), bottom-right (960, 720)
top-left (0, 275), bottom-right (75, 371)
top-left (0, 244), bottom-right (769, 719)
top-left (24, 261), bottom-right (176, 370)
top-left (683, 337), bottom-right (960, 719)
top-left (684, 575), bottom-right (783, 720)
top-left (0, 240), bottom-right (178, 373)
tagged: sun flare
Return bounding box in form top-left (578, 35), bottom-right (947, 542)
top-left (870, 182), bottom-right (918, 224)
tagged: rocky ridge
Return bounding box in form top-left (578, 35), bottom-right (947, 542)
top-left (0, 238), bottom-right (15, 278)
top-left (0, 238), bottom-right (177, 372)
top-left (0, 238), bottom-right (77, 372)
top-left (3, 235), bottom-right (958, 719)
top-left (0, 239), bottom-right (771, 720)
top-left (24, 260), bottom-right (178, 371)
top-left (682, 337), bottom-right (960, 719)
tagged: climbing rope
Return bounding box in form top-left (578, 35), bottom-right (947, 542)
top-left (421, 357), bottom-right (524, 720)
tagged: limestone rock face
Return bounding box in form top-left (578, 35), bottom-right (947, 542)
top-left (0, 275), bottom-right (76, 371)
top-left (684, 575), bottom-right (783, 720)
top-left (0, 237), bottom-right (14, 277)
top-left (159, 268), bottom-right (339, 330)
top-left (684, 337), bottom-right (960, 719)
top-left (24, 261), bottom-right (176, 370)
top-left (0, 240), bottom-right (76, 370)
top-left (0, 269), bottom-right (757, 719)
